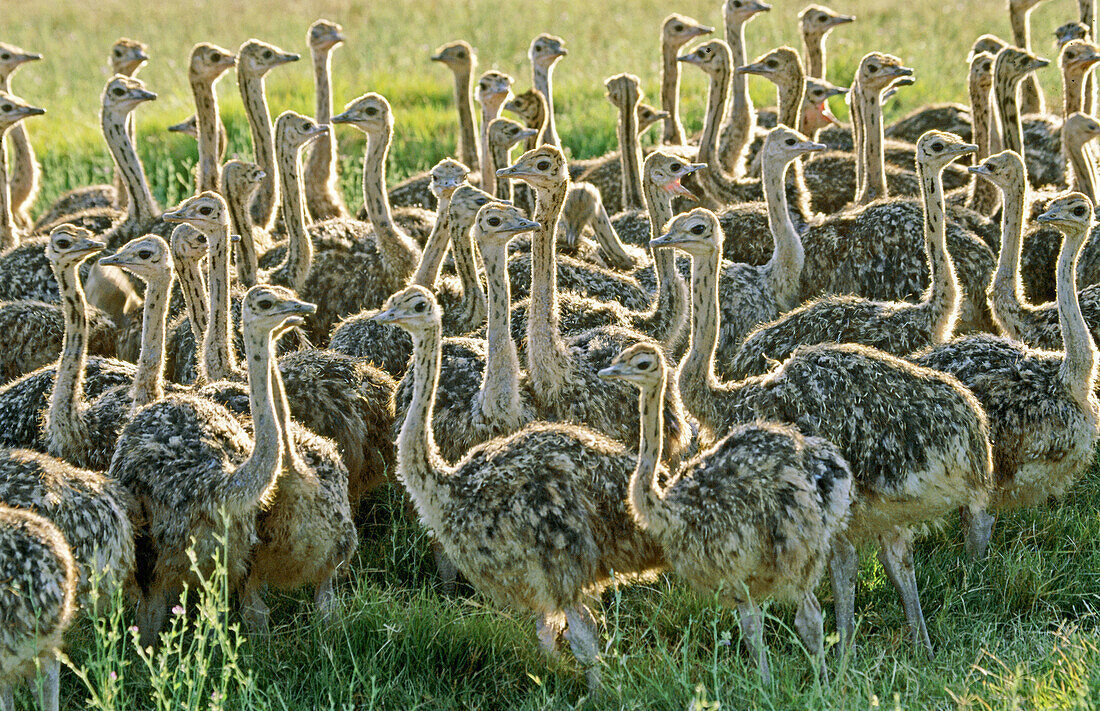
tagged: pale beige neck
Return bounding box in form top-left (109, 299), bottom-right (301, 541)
top-left (661, 40), bottom-right (686, 145)
top-left (411, 194), bottom-right (452, 287)
top-left (1056, 230), bottom-right (1098, 407)
top-left (362, 126), bottom-right (420, 279)
top-left (804, 32), bottom-right (825, 79)
top-left (2, 74), bottom-right (37, 227)
top-left (917, 158), bottom-right (959, 343)
top-left (851, 77), bottom-right (865, 199)
top-left (276, 135), bottom-right (312, 291)
top-left (477, 238), bottom-right (523, 425)
top-left (616, 96), bottom-right (645, 210)
top-left (399, 322), bottom-right (451, 506)
top-left (857, 86), bottom-right (886, 204)
top-left (238, 70), bottom-right (279, 230)
top-left (303, 47), bottom-right (346, 222)
top-left (449, 213), bottom-right (487, 332)
top-left (478, 96), bottom-right (506, 190)
top-left (763, 153), bottom-right (804, 309)
top-left (455, 66), bottom-right (479, 170)
top-left (191, 77), bottom-right (222, 193)
top-left (102, 105), bottom-right (157, 226)
top-left (698, 64), bottom-right (738, 200)
top-left (269, 342), bottom-right (310, 478)
top-left (225, 181), bottom-right (260, 287)
top-left (203, 223), bottom-right (240, 382)
top-left (968, 80), bottom-right (1000, 213)
top-left (533, 65), bottom-right (560, 149)
top-left (0, 128), bottom-right (15, 250)
top-left (130, 269), bottom-right (173, 411)
top-left (46, 261), bottom-right (90, 461)
top-left (638, 174), bottom-right (688, 348)
top-left (719, 21), bottom-right (754, 174)
top-left (235, 324), bottom-right (284, 504)
top-left (527, 179), bottom-right (573, 401)
top-left (989, 174), bottom-right (1029, 339)
top-left (995, 68), bottom-right (1025, 155)
top-left (629, 371), bottom-right (666, 533)
top-left (488, 138), bottom-right (512, 200)
top-left (172, 239), bottom-right (210, 374)
top-left (681, 246), bottom-right (721, 396)
top-left (1065, 68), bottom-right (1086, 117)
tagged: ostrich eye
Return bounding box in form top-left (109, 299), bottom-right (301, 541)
top-left (0, 54), bottom-right (9, 60)
top-left (258, 299), bottom-right (273, 310)
top-left (456, 50), bottom-right (466, 58)
top-left (931, 142), bottom-right (944, 151)
top-left (1074, 206), bottom-right (1088, 216)
top-left (670, 162), bottom-right (682, 171)
top-left (475, 197), bottom-right (489, 206)
top-left (536, 160), bottom-right (551, 171)
top-left (868, 65), bottom-right (878, 73)
top-left (414, 300), bottom-right (428, 313)
top-left (210, 52), bottom-right (222, 62)
top-left (263, 50), bottom-right (272, 60)
top-left (198, 206), bottom-right (213, 216)
top-left (785, 138), bottom-right (797, 146)
top-left (690, 223), bottom-right (706, 235)
top-left (55, 240), bottom-right (71, 250)
top-left (487, 216), bottom-right (501, 226)
top-left (733, 1), bottom-right (742, 7)
top-left (0, 105), bottom-right (10, 112)
top-left (673, 24), bottom-right (684, 31)
top-left (365, 107), bottom-right (377, 116)
top-left (818, 13), bottom-right (827, 21)
top-left (137, 250), bottom-right (153, 260)
top-left (196, 235), bottom-right (207, 244)
top-left (112, 88), bottom-right (125, 96)
top-left (114, 49), bottom-right (123, 57)
top-left (766, 59), bottom-right (779, 68)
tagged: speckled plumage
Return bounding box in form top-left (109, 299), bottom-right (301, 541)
top-left (0, 300), bottom-right (117, 385)
top-left (885, 103), bottom-right (972, 144)
top-left (0, 449), bottom-right (134, 597)
top-left (0, 505), bottom-right (75, 697)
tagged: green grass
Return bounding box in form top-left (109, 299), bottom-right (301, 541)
top-left (6, 1), bottom-right (1100, 708)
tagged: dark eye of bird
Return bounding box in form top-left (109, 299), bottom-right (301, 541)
top-left (673, 24), bottom-right (684, 31)
top-left (112, 88), bottom-right (124, 96)
top-left (114, 49), bottom-right (122, 57)
top-left (476, 198), bottom-right (489, 206)
top-left (932, 142), bottom-right (944, 151)
top-left (210, 52), bottom-right (221, 62)
top-left (637, 359), bottom-right (652, 370)
top-left (670, 162), bottom-right (682, 171)
top-left (1074, 206), bottom-right (1088, 217)
top-left (868, 65), bottom-right (878, 73)
top-left (199, 206), bottom-right (213, 216)
top-left (690, 224), bottom-right (706, 235)
top-left (365, 107), bottom-right (377, 116)
top-left (258, 300), bottom-right (272, 310)
top-left (0, 105), bottom-right (10, 112)
top-left (137, 250), bottom-right (152, 260)
top-left (766, 59), bottom-right (778, 68)
top-left (56, 240), bottom-right (71, 250)
top-left (457, 51), bottom-right (465, 58)
top-left (537, 160), bottom-right (551, 171)
top-left (488, 216), bottom-right (501, 227)
top-left (414, 301), bottom-right (427, 313)
top-left (786, 138), bottom-right (796, 146)
top-left (0, 54), bottom-right (9, 60)
top-left (263, 50), bottom-right (272, 59)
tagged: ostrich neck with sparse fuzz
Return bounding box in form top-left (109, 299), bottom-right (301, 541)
top-left (968, 73), bottom-right (1000, 214)
top-left (1068, 134), bottom-right (1099, 202)
top-left (661, 38), bottom-right (687, 145)
top-left (304, 44), bottom-right (341, 216)
top-left (533, 63), bottom-right (561, 149)
top-left (776, 66), bottom-right (806, 130)
top-left (697, 59), bottom-right (736, 199)
top-left (398, 319), bottom-right (452, 525)
top-left (479, 96), bottom-right (506, 190)
top-left (269, 343), bottom-right (310, 478)
top-left (277, 132), bottom-right (313, 291)
top-left (0, 127), bottom-right (16, 250)
top-left (1056, 226), bottom-right (1098, 409)
top-left (191, 75), bottom-right (223, 194)
top-left (850, 77), bottom-right (866, 199)
top-left (237, 320), bottom-right (284, 499)
top-left (489, 137), bottom-right (513, 200)
top-left (1010, 6), bottom-right (1044, 114)
top-left (635, 176), bottom-right (687, 348)
top-left (804, 31), bottom-right (826, 80)
top-left (173, 241), bottom-right (210, 380)
top-left (129, 268), bottom-right (173, 412)
top-left (628, 369), bottom-right (668, 537)
top-left (1083, 0), bottom-right (1098, 114)
top-left (411, 194), bottom-right (453, 288)
top-left (449, 213), bottom-right (487, 332)
top-left (679, 239), bottom-right (723, 414)
top-left (239, 68), bottom-right (279, 230)
top-left (226, 180), bottom-right (260, 287)
top-left (763, 152), bottom-right (804, 310)
top-left (362, 123), bottom-right (420, 281)
top-left (103, 101), bottom-right (157, 229)
top-left (719, 20), bottom-right (754, 174)
top-left (916, 156), bottom-right (960, 343)
top-left (857, 82), bottom-right (887, 204)
top-left (1, 73), bottom-right (38, 227)
top-left (203, 221), bottom-right (240, 383)
top-left (989, 168), bottom-right (1029, 339)
top-left (46, 258), bottom-right (91, 460)
top-left (995, 64), bottom-right (1025, 156)
top-left (454, 66), bottom-right (479, 171)
top-left (616, 93), bottom-right (645, 211)
top-left (478, 237), bottom-right (523, 426)
top-left (527, 177), bottom-right (572, 402)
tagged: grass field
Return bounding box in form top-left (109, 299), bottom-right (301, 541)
top-left (6, 1), bottom-right (1100, 709)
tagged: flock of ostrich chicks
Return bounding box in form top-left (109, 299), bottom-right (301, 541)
top-left (2, 0), bottom-right (1100, 703)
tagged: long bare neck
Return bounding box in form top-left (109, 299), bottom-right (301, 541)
top-left (191, 76), bottom-right (222, 193)
top-left (1069, 136), bottom-right (1100, 201)
top-left (617, 99), bottom-right (645, 210)
top-left (628, 373), bottom-right (666, 535)
top-left (527, 179), bottom-right (573, 401)
top-left (47, 260), bottom-right (91, 459)
top-left (269, 341), bottom-right (309, 477)
top-left (130, 270), bottom-right (172, 411)
top-left (764, 154), bottom-right (804, 308)
top-left (1084, 0), bottom-right (1098, 113)
top-left (478, 239), bottom-right (523, 424)
top-left (175, 250), bottom-right (210, 374)
top-left (917, 159), bottom-right (959, 342)
top-left (698, 64), bottom-right (737, 197)
top-left (239, 71), bottom-right (279, 230)
top-left (455, 66), bottom-right (479, 170)
top-left (226, 184), bottom-right (260, 287)
top-left (720, 21), bottom-right (754, 174)
top-left (233, 325), bottom-right (283, 509)
top-left (968, 82), bottom-right (1001, 213)
top-left (303, 45), bottom-right (341, 216)
top-left (103, 106), bottom-right (157, 226)
top-left (450, 216), bottom-right (487, 331)
top-left (534, 64), bottom-right (560, 149)
top-left (857, 85), bottom-right (886, 203)
top-left (661, 41), bottom-right (686, 144)
top-left (2, 74), bottom-right (37, 227)
top-left (203, 224), bottom-right (239, 382)
top-left (1064, 66), bottom-right (1087, 117)
top-left (989, 171), bottom-right (1029, 339)
top-left (637, 178), bottom-right (687, 348)
top-left (681, 246), bottom-right (721, 395)
top-left (489, 139), bottom-right (513, 200)
top-left (996, 70), bottom-right (1025, 155)
top-left (479, 99), bottom-right (505, 188)
top-left (1011, 8), bottom-right (1044, 114)
top-left (277, 137), bottom-right (312, 291)
top-left (0, 129), bottom-right (14, 250)
top-left (804, 32), bottom-right (826, 79)
top-left (851, 77), bottom-right (866, 199)
top-left (1056, 230), bottom-right (1097, 406)
top-left (399, 322), bottom-right (450, 496)
top-left (363, 126), bottom-right (420, 277)
top-left (411, 194), bottom-right (452, 287)
top-left (777, 71), bottom-right (805, 129)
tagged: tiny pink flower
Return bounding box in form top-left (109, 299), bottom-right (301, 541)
top-left (172, 605), bottom-right (185, 616)
top-left (109, 671), bottom-right (118, 681)
top-left (128, 626), bottom-right (139, 635)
